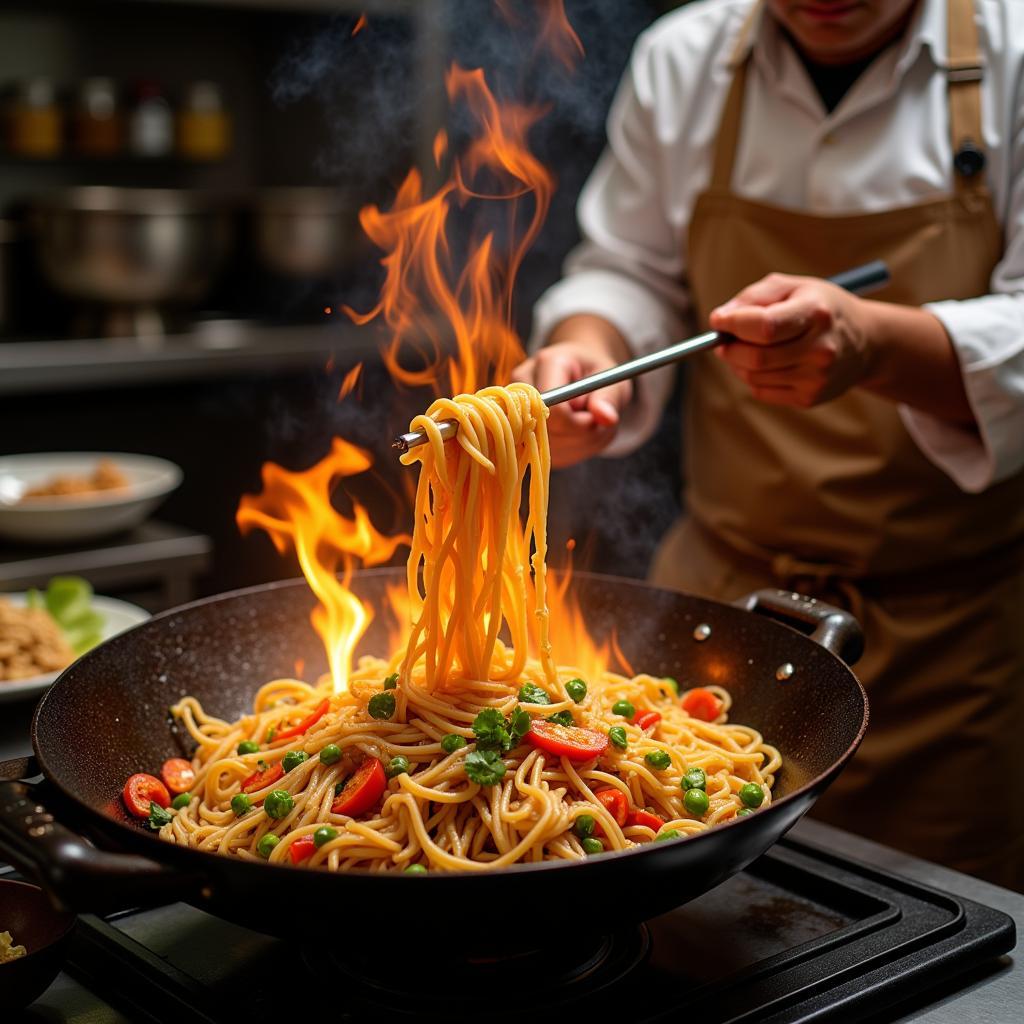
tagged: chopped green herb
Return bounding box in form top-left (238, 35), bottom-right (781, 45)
top-left (582, 837), bottom-right (604, 855)
top-left (645, 750), bottom-right (672, 771)
top-left (264, 790), bottom-right (294, 820)
top-left (237, 740), bottom-right (259, 756)
top-left (282, 750), bottom-right (308, 773)
top-left (386, 755), bottom-right (410, 779)
top-left (383, 672), bottom-right (399, 690)
top-left (171, 792), bottom-right (192, 810)
top-left (508, 706), bottom-right (531, 746)
top-left (518, 683), bottom-right (552, 706)
top-left (313, 825), bottom-right (338, 848)
top-left (574, 814), bottom-right (595, 840)
top-left (319, 743), bottom-right (342, 765)
top-left (608, 725), bottom-right (628, 750)
top-left (257, 833), bottom-right (280, 858)
top-left (464, 748), bottom-right (506, 787)
top-left (565, 678), bottom-right (587, 703)
top-left (472, 708), bottom-right (509, 748)
top-left (611, 699), bottom-right (635, 719)
top-left (368, 691), bottom-right (396, 720)
top-left (547, 710), bottom-right (575, 728)
top-left (147, 801), bottom-right (173, 830)
top-left (440, 734), bottom-right (468, 754)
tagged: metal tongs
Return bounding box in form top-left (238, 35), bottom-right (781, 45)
top-left (392, 260), bottom-right (890, 454)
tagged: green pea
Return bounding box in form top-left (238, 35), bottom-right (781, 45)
top-left (611, 699), bottom-right (635, 719)
top-left (282, 750), bottom-right (308, 773)
top-left (645, 750), bottom-right (672, 771)
top-left (264, 790), bottom-right (294, 820)
top-left (608, 725), bottom-right (628, 750)
top-left (313, 825), bottom-right (338, 848)
top-left (171, 792), bottom-right (192, 810)
top-left (383, 672), bottom-right (399, 690)
top-left (664, 677), bottom-right (680, 696)
top-left (319, 743), bottom-right (342, 765)
top-left (386, 755), bottom-right (410, 779)
top-left (739, 783), bottom-right (765, 808)
top-left (736, 808), bottom-right (753, 817)
top-left (237, 740), bottom-right (260, 756)
top-left (441, 734), bottom-right (468, 754)
top-left (682, 767), bottom-right (707, 792)
top-left (582, 837), bottom-right (604, 855)
top-left (684, 788), bottom-right (710, 817)
top-left (565, 678), bottom-right (587, 703)
top-left (368, 691), bottom-right (396, 720)
top-left (547, 710), bottom-right (575, 728)
top-left (574, 814), bottom-right (595, 840)
top-left (655, 829), bottom-right (682, 842)
top-left (404, 864), bottom-right (428, 874)
top-left (257, 833), bottom-right (280, 858)
top-left (230, 793), bottom-right (253, 816)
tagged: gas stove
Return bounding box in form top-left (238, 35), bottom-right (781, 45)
top-left (29, 822), bottom-right (1014, 1024)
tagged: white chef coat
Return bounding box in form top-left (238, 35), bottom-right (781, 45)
top-left (530, 0), bottom-right (1024, 493)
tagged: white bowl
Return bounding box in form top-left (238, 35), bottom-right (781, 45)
top-left (0, 593), bottom-right (150, 703)
top-left (0, 453), bottom-right (182, 544)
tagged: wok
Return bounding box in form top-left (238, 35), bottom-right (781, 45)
top-left (0, 571), bottom-right (867, 952)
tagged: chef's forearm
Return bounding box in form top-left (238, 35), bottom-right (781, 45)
top-left (859, 301), bottom-right (976, 427)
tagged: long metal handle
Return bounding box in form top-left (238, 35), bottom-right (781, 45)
top-left (392, 260), bottom-right (890, 454)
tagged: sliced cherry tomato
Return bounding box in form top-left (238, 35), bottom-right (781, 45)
top-left (681, 687), bottom-right (723, 722)
top-left (633, 710), bottom-right (662, 731)
top-left (160, 757), bottom-right (195, 795)
top-left (241, 761), bottom-right (284, 794)
top-left (273, 698), bottom-right (330, 743)
top-left (628, 808), bottom-right (665, 831)
top-left (331, 757), bottom-right (386, 817)
top-left (122, 773), bottom-right (171, 819)
top-left (594, 787), bottom-right (630, 827)
top-left (527, 721), bottom-right (609, 762)
top-left (288, 835), bottom-right (317, 864)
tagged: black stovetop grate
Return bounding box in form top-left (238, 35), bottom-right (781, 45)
top-left (62, 836), bottom-right (1015, 1024)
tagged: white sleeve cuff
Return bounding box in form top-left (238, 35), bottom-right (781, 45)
top-left (900, 298), bottom-right (1024, 493)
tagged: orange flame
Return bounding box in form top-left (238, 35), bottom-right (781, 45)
top-left (352, 13), bottom-right (367, 36)
top-left (237, 439), bottom-right (408, 693)
top-left (338, 362), bottom-right (363, 401)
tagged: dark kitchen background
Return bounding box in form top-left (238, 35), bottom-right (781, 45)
top-left (0, 0), bottom-right (684, 611)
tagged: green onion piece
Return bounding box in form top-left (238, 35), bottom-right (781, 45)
top-left (386, 755), bottom-right (410, 779)
top-left (319, 743), bottom-right (342, 765)
top-left (264, 790), bottom-right (294, 820)
top-left (171, 792), bottom-right (192, 810)
top-left (611, 699), bottom-right (635, 719)
top-left (644, 750), bottom-right (672, 771)
top-left (565, 678), bottom-right (587, 703)
top-left (230, 793), bottom-right (253, 817)
top-left (582, 837), bottom-right (604, 855)
top-left (368, 691), bottom-right (396, 720)
top-left (608, 725), bottom-right (628, 750)
top-left (574, 814), bottom-right (595, 840)
top-left (237, 740), bottom-right (259, 756)
top-left (257, 833), bottom-right (280, 858)
top-left (440, 734), bottom-right (468, 754)
top-left (313, 825), bottom-right (338, 848)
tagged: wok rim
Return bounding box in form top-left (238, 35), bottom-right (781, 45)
top-left (31, 569), bottom-right (870, 881)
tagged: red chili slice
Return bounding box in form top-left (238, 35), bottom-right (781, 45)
top-left (681, 688), bottom-right (723, 722)
top-left (288, 835), bottom-right (317, 864)
top-left (122, 773), bottom-right (171, 819)
top-left (527, 721), bottom-right (609, 762)
top-left (331, 757), bottom-right (386, 817)
top-left (628, 808), bottom-right (665, 831)
top-left (594, 787), bottom-right (630, 827)
top-left (633, 710), bottom-right (662, 731)
top-left (241, 761), bottom-right (284, 794)
top-left (160, 758), bottom-right (195, 795)
top-left (273, 698), bottom-right (330, 743)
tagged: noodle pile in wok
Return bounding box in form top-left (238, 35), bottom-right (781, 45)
top-left (160, 384), bottom-right (780, 870)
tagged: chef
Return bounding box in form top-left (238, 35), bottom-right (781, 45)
top-left (515, 0), bottom-right (1024, 889)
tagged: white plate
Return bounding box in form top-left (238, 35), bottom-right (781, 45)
top-left (0, 593), bottom-right (150, 703)
top-left (0, 452), bottom-right (182, 544)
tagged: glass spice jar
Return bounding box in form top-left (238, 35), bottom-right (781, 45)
top-left (8, 77), bottom-right (62, 158)
top-left (177, 81), bottom-right (230, 161)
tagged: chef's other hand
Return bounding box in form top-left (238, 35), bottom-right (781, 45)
top-left (709, 273), bottom-right (872, 408)
top-left (511, 314), bottom-right (633, 468)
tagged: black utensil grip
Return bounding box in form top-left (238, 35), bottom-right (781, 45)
top-left (737, 589), bottom-right (864, 665)
top-left (0, 780), bottom-right (202, 913)
top-left (827, 260), bottom-right (890, 295)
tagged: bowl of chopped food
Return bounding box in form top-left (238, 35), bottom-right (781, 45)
top-left (0, 452), bottom-right (182, 544)
top-left (0, 879), bottom-right (75, 1010)
top-left (0, 576), bottom-right (149, 703)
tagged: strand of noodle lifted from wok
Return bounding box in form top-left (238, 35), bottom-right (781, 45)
top-left (162, 384), bottom-right (781, 870)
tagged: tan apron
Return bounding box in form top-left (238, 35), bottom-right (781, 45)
top-left (651, 0), bottom-right (1024, 888)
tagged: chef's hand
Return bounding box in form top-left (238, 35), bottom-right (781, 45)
top-left (709, 274), bottom-right (873, 408)
top-left (511, 314), bottom-right (633, 468)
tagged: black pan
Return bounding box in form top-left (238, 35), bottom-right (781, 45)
top-left (0, 570), bottom-right (867, 952)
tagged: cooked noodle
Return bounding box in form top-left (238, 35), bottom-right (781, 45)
top-left (161, 384), bottom-right (780, 870)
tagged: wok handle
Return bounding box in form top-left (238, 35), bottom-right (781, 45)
top-left (737, 589), bottom-right (864, 665)
top-left (0, 779), bottom-right (204, 914)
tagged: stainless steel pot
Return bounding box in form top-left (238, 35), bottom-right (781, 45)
top-left (254, 187), bottom-right (355, 279)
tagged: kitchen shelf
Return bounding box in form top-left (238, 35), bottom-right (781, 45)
top-left (0, 320), bottom-right (380, 395)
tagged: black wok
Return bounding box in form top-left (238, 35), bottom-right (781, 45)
top-left (0, 570), bottom-right (867, 952)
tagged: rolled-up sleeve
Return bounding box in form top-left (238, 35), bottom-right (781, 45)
top-left (530, 31), bottom-right (693, 456)
top-left (903, 79), bottom-right (1024, 493)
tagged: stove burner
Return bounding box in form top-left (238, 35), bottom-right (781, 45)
top-left (302, 926), bottom-right (650, 1017)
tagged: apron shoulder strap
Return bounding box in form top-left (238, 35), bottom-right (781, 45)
top-left (946, 0), bottom-right (987, 190)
